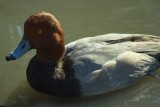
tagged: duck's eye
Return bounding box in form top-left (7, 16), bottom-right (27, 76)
top-left (37, 29), bottom-right (42, 35)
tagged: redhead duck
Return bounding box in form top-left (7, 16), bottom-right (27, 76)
top-left (6, 12), bottom-right (160, 97)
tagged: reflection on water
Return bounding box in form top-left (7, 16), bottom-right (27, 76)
top-left (0, 0), bottom-right (160, 106)
top-left (5, 77), bottom-right (160, 107)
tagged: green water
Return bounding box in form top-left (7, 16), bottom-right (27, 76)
top-left (0, 0), bottom-right (160, 106)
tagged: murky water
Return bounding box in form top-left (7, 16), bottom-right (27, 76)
top-left (0, 0), bottom-right (160, 106)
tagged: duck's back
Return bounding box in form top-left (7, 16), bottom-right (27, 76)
top-left (65, 34), bottom-right (160, 96)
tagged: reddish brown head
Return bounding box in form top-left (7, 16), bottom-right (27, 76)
top-left (6, 12), bottom-right (65, 62)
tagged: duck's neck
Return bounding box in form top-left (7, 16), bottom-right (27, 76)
top-left (36, 46), bottom-right (65, 62)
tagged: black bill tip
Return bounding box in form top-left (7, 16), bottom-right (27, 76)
top-left (5, 54), bottom-right (16, 61)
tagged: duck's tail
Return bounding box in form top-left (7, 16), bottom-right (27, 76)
top-left (146, 67), bottom-right (160, 80)
top-left (155, 67), bottom-right (160, 80)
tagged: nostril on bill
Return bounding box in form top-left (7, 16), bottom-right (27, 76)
top-left (21, 43), bottom-right (26, 49)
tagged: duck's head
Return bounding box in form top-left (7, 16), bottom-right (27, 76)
top-left (6, 12), bottom-right (65, 61)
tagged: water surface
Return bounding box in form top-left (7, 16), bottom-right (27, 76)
top-left (0, 0), bottom-right (160, 106)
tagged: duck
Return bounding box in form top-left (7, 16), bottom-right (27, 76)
top-left (6, 11), bottom-right (160, 97)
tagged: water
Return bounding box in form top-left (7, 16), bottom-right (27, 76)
top-left (0, 0), bottom-right (160, 106)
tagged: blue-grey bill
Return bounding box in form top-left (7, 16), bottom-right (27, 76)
top-left (6, 38), bottom-right (31, 61)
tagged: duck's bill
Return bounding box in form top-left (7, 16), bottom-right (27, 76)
top-left (6, 38), bottom-right (32, 61)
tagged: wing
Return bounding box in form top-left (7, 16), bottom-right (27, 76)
top-left (65, 34), bottom-right (160, 75)
top-left (64, 33), bottom-right (160, 96)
